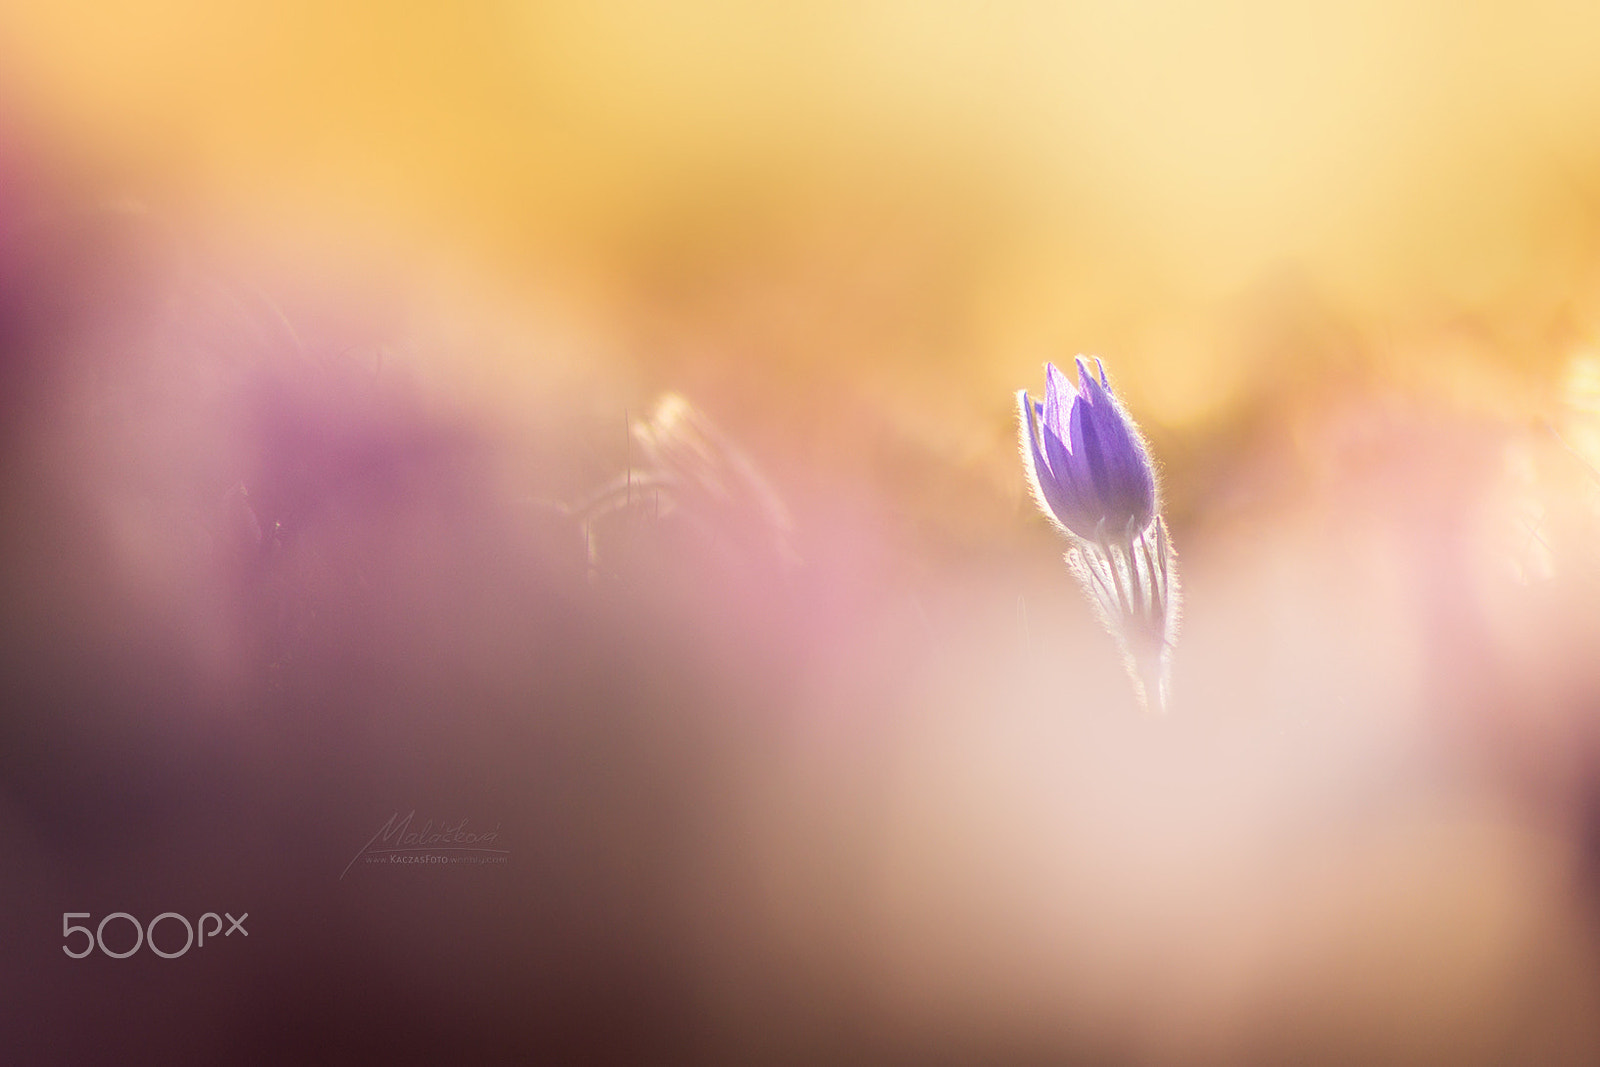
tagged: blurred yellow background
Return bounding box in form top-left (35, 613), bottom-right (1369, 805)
top-left (5, 10), bottom-right (1597, 307)
top-left (4, 1), bottom-right (1600, 485)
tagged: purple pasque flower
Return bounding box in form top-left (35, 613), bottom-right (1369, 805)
top-left (1018, 357), bottom-right (1157, 542)
top-left (1018, 356), bottom-right (1178, 712)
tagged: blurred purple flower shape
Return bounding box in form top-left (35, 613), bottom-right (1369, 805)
top-left (1019, 356), bottom-right (1156, 542)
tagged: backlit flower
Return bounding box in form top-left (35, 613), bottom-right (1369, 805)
top-left (1018, 357), bottom-right (1156, 542)
top-left (1017, 356), bottom-right (1178, 712)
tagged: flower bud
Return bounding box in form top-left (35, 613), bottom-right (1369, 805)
top-left (1018, 357), bottom-right (1156, 542)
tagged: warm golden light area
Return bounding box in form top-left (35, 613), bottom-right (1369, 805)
top-left (6, 4), bottom-right (1600, 1064)
top-left (8, 2), bottom-right (1600, 399)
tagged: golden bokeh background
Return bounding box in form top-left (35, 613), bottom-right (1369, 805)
top-left (9, 5), bottom-right (1600, 1063)
top-left (8, 1), bottom-right (1600, 419)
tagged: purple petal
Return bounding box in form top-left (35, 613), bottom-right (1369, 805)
top-left (1041, 363), bottom-right (1079, 479)
top-left (1077, 379), bottom-right (1154, 531)
top-left (1020, 389), bottom-right (1087, 531)
top-left (1042, 362), bottom-right (1076, 441)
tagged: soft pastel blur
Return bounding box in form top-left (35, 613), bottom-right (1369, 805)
top-left (5, 4), bottom-right (1600, 1064)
